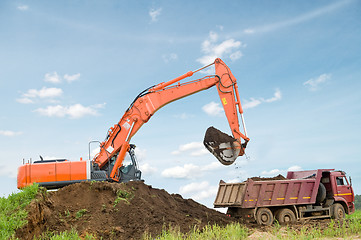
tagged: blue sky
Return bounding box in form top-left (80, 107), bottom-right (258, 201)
top-left (1, 0), bottom-right (360, 209)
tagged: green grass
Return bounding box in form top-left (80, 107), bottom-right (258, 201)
top-left (30, 214), bottom-right (361, 240)
top-left (143, 223), bottom-right (250, 240)
top-left (144, 210), bottom-right (361, 240)
top-left (113, 189), bottom-right (133, 207)
top-left (75, 209), bottom-right (88, 219)
top-left (35, 229), bottom-right (95, 240)
top-left (0, 184), bottom-right (39, 239)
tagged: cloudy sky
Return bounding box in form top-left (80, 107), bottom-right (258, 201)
top-left (1, 0), bottom-right (360, 208)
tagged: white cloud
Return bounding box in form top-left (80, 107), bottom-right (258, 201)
top-left (201, 161), bottom-right (222, 171)
top-left (162, 53), bottom-right (178, 63)
top-left (134, 147), bottom-right (147, 162)
top-left (202, 101), bottom-right (224, 116)
top-left (179, 181), bottom-right (218, 200)
top-left (25, 87), bottom-right (63, 98)
top-left (197, 31), bottom-right (245, 66)
top-left (303, 74), bottom-right (331, 91)
top-left (0, 130), bottom-right (23, 137)
top-left (64, 73), bottom-right (81, 83)
top-left (261, 168), bottom-right (282, 176)
top-left (243, 28), bottom-right (255, 34)
top-left (227, 178), bottom-right (242, 183)
top-left (261, 165), bottom-right (303, 176)
top-left (161, 162), bottom-right (222, 179)
top-left (243, 98), bottom-right (262, 109)
top-left (264, 88), bottom-right (282, 102)
top-left (173, 141), bottom-right (203, 152)
top-left (34, 103), bottom-right (104, 119)
top-left (230, 51), bottom-right (243, 61)
top-left (17, 5), bottom-right (29, 11)
top-left (287, 165), bottom-right (303, 171)
top-left (173, 113), bottom-right (194, 120)
top-left (140, 163), bottom-right (157, 175)
top-left (192, 185), bottom-right (219, 200)
top-left (44, 72), bottom-right (62, 84)
top-left (17, 87), bottom-right (63, 104)
top-left (243, 89), bottom-right (282, 109)
top-left (226, 168), bottom-right (252, 183)
top-left (16, 97), bottom-right (34, 104)
top-left (190, 148), bottom-right (209, 156)
top-left (149, 8), bottom-right (162, 22)
top-left (44, 72), bottom-right (81, 84)
top-left (161, 164), bottom-right (200, 179)
top-left (171, 141), bottom-right (208, 156)
top-left (180, 181), bottom-right (209, 195)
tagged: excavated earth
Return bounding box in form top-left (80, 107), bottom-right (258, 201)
top-left (16, 179), bottom-right (342, 239)
top-left (249, 174), bottom-right (287, 181)
top-left (16, 181), bottom-right (235, 239)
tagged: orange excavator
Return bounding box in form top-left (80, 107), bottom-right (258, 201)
top-left (17, 58), bottom-right (250, 189)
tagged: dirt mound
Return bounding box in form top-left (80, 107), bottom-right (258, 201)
top-left (16, 181), bottom-right (234, 239)
top-left (249, 174), bottom-right (287, 181)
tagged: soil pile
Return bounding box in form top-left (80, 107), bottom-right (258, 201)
top-left (249, 174), bottom-right (287, 181)
top-left (16, 181), bottom-right (234, 240)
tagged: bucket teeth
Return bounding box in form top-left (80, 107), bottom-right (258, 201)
top-left (203, 127), bottom-right (242, 165)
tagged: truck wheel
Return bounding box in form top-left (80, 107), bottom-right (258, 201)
top-left (331, 203), bottom-right (345, 220)
top-left (256, 208), bottom-right (273, 226)
top-left (276, 208), bottom-right (296, 224)
top-left (316, 183), bottom-right (326, 204)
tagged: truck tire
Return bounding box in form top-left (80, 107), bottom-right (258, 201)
top-left (276, 208), bottom-right (296, 224)
top-left (256, 208), bottom-right (273, 226)
top-left (331, 203), bottom-right (345, 220)
top-left (316, 183), bottom-right (326, 204)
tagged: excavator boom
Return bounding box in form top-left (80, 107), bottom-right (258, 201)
top-left (17, 58), bottom-right (249, 189)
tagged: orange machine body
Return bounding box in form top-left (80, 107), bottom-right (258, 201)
top-left (17, 58), bottom-right (249, 189)
top-left (17, 160), bottom-right (88, 189)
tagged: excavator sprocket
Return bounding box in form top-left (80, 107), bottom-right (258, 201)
top-left (203, 126), bottom-right (244, 165)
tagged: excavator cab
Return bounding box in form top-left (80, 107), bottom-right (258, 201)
top-left (203, 127), bottom-right (245, 165)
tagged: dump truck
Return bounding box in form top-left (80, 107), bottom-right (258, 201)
top-left (214, 169), bottom-right (355, 225)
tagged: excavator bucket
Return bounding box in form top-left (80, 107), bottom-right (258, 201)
top-left (203, 126), bottom-right (244, 165)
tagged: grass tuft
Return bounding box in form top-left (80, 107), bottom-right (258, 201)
top-left (0, 184), bottom-right (39, 239)
top-left (35, 228), bottom-right (95, 240)
top-left (113, 189), bottom-right (133, 207)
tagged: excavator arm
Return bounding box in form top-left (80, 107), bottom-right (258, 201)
top-left (94, 58), bottom-right (249, 181)
top-left (17, 58), bottom-right (249, 189)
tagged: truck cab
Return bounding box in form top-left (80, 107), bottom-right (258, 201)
top-left (329, 171), bottom-right (355, 214)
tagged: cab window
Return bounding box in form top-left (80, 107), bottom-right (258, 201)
top-left (336, 177), bottom-right (344, 186)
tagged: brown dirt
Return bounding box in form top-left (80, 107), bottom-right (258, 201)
top-left (204, 126), bottom-right (236, 144)
top-left (249, 174), bottom-right (287, 181)
top-left (15, 180), bottom-right (344, 239)
top-left (16, 181), bottom-right (235, 240)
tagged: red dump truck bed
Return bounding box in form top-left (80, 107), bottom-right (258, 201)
top-left (214, 169), bottom-right (329, 208)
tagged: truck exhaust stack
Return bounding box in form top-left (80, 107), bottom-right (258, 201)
top-left (203, 126), bottom-right (244, 165)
